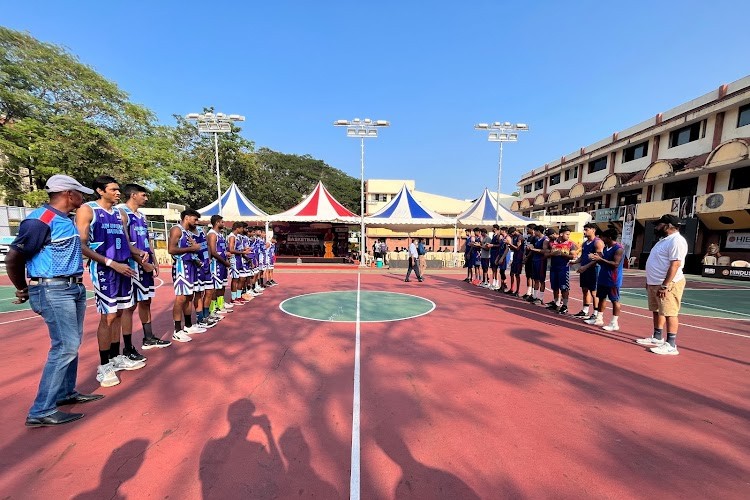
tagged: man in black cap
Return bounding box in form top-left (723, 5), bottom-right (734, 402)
top-left (637, 214), bottom-right (688, 355)
top-left (5, 175), bottom-right (104, 427)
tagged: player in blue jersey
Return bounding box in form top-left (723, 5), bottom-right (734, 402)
top-left (585, 228), bottom-right (625, 331)
top-left (207, 215), bottom-right (233, 315)
top-left (525, 225), bottom-right (550, 305)
top-left (168, 209), bottom-right (206, 342)
top-left (6, 174), bottom-right (104, 427)
top-left (462, 229), bottom-right (473, 282)
top-left (521, 224), bottom-right (537, 299)
top-left (573, 223), bottom-right (604, 319)
top-left (266, 236), bottom-right (278, 286)
top-left (118, 184), bottom-right (172, 355)
top-left (492, 226), bottom-right (511, 292)
top-left (191, 224), bottom-right (218, 330)
top-left (546, 226), bottom-right (578, 314)
top-left (227, 222), bottom-right (250, 305)
top-left (507, 227), bottom-right (525, 296)
top-left (76, 176), bottom-right (144, 388)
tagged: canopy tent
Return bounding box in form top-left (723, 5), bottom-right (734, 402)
top-left (456, 188), bottom-right (532, 228)
top-left (364, 184), bottom-right (456, 232)
top-left (269, 181), bottom-right (359, 223)
top-left (198, 183), bottom-right (268, 221)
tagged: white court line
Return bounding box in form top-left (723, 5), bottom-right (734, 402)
top-left (350, 273), bottom-right (361, 500)
top-left (566, 296), bottom-right (750, 339)
top-left (620, 289), bottom-right (750, 318)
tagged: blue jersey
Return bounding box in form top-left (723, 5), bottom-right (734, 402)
top-left (580, 237), bottom-right (601, 267)
top-left (597, 243), bottom-right (624, 287)
top-left (117, 204), bottom-right (150, 253)
top-left (511, 234), bottom-right (525, 263)
top-left (86, 201), bottom-right (130, 262)
top-left (172, 224), bottom-right (199, 263)
top-left (533, 235), bottom-right (548, 262)
top-left (208, 229), bottom-right (227, 261)
top-left (464, 236), bottom-right (472, 255)
top-left (490, 235), bottom-right (501, 261)
top-left (19, 205), bottom-right (84, 278)
top-left (193, 229), bottom-right (209, 266)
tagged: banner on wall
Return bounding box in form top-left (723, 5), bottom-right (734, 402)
top-left (726, 231), bottom-right (750, 249)
top-left (621, 204), bottom-right (637, 259)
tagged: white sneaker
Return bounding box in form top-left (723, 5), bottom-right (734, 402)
top-left (96, 362), bottom-right (120, 387)
top-left (602, 324), bottom-right (620, 332)
top-left (111, 354), bottom-right (146, 372)
top-left (650, 343), bottom-right (679, 356)
top-left (213, 309), bottom-right (228, 316)
top-left (219, 306), bottom-right (234, 313)
top-left (185, 324), bottom-right (207, 335)
top-left (208, 313), bottom-right (223, 322)
top-left (636, 336), bottom-right (664, 346)
top-left (584, 317), bottom-right (604, 326)
top-left (223, 302), bottom-right (234, 309)
top-left (172, 329), bottom-right (192, 343)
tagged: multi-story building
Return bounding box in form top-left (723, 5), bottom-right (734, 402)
top-left (513, 75), bottom-right (750, 273)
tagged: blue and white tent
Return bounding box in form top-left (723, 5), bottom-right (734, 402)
top-left (456, 188), bottom-right (531, 228)
top-left (198, 183), bottom-right (268, 221)
top-left (365, 184), bottom-right (456, 232)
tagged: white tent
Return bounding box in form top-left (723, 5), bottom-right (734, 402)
top-left (456, 188), bottom-right (532, 228)
top-left (198, 183), bottom-right (268, 221)
top-left (268, 181), bottom-right (359, 223)
top-left (364, 184), bottom-right (456, 232)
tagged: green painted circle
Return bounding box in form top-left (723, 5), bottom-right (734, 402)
top-left (279, 291), bottom-right (435, 322)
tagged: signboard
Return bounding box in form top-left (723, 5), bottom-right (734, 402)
top-left (621, 204), bottom-right (637, 259)
top-left (592, 208), bottom-right (618, 222)
top-left (702, 265), bottom-right (750, 281)
top-left (726, 231), bottom-right (750, 249)
top-left (286, 233), bottom-right (321, 244)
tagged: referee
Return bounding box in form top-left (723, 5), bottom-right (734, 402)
top-left (5, 175), bottom-right (104, 427)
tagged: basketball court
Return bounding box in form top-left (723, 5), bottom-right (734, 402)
top-left (0, 268), bottom-right (748, 498)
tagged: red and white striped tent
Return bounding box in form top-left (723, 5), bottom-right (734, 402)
top-left (269, 181), bottom-right (359, 223)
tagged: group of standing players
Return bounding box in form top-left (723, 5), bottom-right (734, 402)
top-left (463, 222), bottom-right (625, 331)
top-left (80, 176), bottom-right (277, 388)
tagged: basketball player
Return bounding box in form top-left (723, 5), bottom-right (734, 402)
top-left (573, 223), bottom-right (604, 319)
top-left (546, 226), bottom-right (578, 314)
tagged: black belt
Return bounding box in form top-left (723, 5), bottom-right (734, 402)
top-left (29, 277), bottom-right (84, 285)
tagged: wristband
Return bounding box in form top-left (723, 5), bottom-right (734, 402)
top-left (105, 258), bottom-right (113, 267)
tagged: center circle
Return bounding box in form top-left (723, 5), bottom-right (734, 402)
top-left (279, 291), bottom-right (435, 322)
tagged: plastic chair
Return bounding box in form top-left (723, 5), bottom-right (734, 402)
top-left (731, 260), bottom-right (750, 268)
top-left (628, 256), bottom-right (638, 268)
top-left (702, 256), bottom-right (717, 265)
top-left (717, 256), bottom-right (731, 266)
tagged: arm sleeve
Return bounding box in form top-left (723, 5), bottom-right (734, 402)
top-left (9, 219), bottom-right (51, 256)
top-left (668, 238), bottom-right (688, 262)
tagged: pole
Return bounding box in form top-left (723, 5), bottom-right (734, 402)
top-left (214, 132), bottom-right (222, 216)
top-left (359, 137), bottom-right (366, 268)
top-left (496, 141), bottom-right (504, 224)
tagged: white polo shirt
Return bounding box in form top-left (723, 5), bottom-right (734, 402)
top-left (645, 231), bottom-right (688, 285)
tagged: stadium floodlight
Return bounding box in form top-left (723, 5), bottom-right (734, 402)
top-left (474, 120), bottom-right (530, 223)
top-left (334, 117), bottom-right (390, 267)
top-left (185, 111), bottom-right (246, 216)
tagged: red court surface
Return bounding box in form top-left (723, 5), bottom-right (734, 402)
top-left (1, 268), bottom-right (749, 499)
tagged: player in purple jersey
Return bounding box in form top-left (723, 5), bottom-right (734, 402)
top-left (118, 184), bottom-right (172, 355)
top-left (266, 236), bottom-right (278, 286)
top-left (168, 209), bottom-right (206, 342)
top-left (227, 222), bottom-right (250, 305)
top-left (207, 215), bottom-right (232, 314)
top-left (191, 225), bottom-right (218, 330)
top-left (76, 176), bottom-right (143, 388)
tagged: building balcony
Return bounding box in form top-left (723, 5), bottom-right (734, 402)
top-left (694, 187), bottom-right (750, 230)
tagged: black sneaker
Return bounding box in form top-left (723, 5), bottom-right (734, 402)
top-left (526, 296), bottom-right (535, 303)
top-left (533, 298), bottom-right (544, 305)
top-left (558, 305), bottom-right (569, 315)
top-left (512, 292), bottom-right (520, 297)
top-left (546, 303), bottom-right (559, 311)
top-left (546, 301), bottom-right (557, 307)
top-left (572, 310), bottom-right (588, 318)
top-left (142, 337), bottom-right (172, 350)
top-left (123, 346), bottom-right (147, 362)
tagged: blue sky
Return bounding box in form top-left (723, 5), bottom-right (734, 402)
top-left (3, 1), bottom-right (748, 200)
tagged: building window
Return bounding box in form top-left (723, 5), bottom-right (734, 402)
top-left (618, 188), bottom-right (642, 206)
top-left (739, 104), bottom-right (750, 128)
top-left (549, 173), bottom-right (561, 186)
top-left (523, 184), bottom-right (532, 194)
top-left (564, 166), bottom-right (579, 181)
top-left (562, 202), bottom-right (575, 212)
top-left (669, 122), bottom-right (701, 148)
top-left (584, 196), bottom-right (602, 210)
top-left (662, 178), bottom-right (698, 199)
top-left (439, 238), bottom-right (454, 247)
top-left (534, 179), bottom-right (544, 190)
top-left (729, 165), bottom-right (750, 190)
top-left (623, 141), bottom-right (649, 163)
top-left (588, 157), bottom-right (607, 174)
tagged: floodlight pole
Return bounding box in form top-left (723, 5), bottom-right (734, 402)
top-left (186, 111), bottom-right (246, 216)
top-left (474, 122), bottom-right (529, 224)
top-left (334, 118), bottom-right (390, 267)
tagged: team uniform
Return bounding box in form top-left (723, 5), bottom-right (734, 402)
top-left (118, 204), bottom-right (155, 302)
top-left (87, 202), bottom-right (134, 313)
top-left (464, 235), bottom-right (472, 268)
top-left (193, 229), bottom-right (213, 291)
top-left (268, 242), bottom-right (276, 270)
top-left (228, 233), bottom-right (245, 279)
top-left (524, 234), bottom-right (537, 279)
top-left (471, 236), bottom-right (482, 269)
top-left (495, 236), bottom-right (508, 273)
top-left (241, 234), bottom-right (254, 277)
top-left (549, 240), bottom-right (574, 291)
top-left (532, 235), bottom-right (549, 282)
top-left (209, 229), bottom-right (229, 289)
top-left (489, 234), bottom-right (501, 271)
top-left (596, 243), bottom-right (624, 302)
top-left (579, 237), bottom-right (601, 291)
top-left (510, 234), bottom-right (524, 275)
top-left (172, 225), bottom-right (199, 296)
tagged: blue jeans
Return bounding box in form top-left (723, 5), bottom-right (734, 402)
top-left (28, 282), bottom-right (87, 418)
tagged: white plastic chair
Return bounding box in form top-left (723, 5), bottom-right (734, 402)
top-left (731, 260), bottom-right (750, 268)
top-left (717, 256), bottom-right (731, 266)
top-left (702, 256), bottom-right (717, 265)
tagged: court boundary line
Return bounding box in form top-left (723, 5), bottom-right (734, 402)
top-left (620, 288), bottom-right (750, 318)
top-left (350, 273), bottom-right (361, 500)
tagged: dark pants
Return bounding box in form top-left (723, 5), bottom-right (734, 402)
top-left (405, 257), bottom-right (423, 281)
